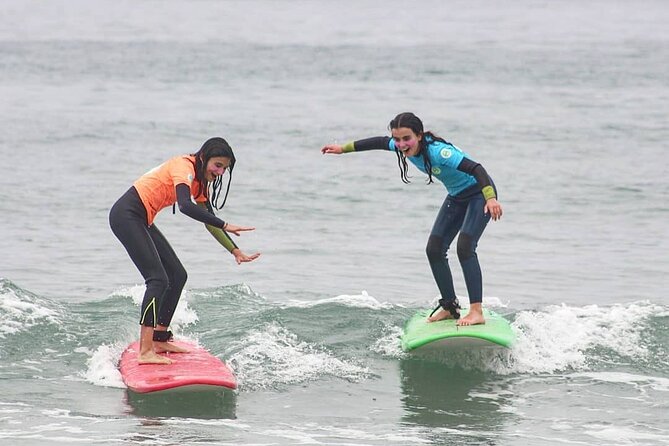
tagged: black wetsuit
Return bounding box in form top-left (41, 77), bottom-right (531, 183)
top-left (109, 185), bottom-right (231, 327)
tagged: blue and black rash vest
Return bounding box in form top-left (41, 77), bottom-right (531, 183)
top-left (348, 135), bottom-right (496, 199)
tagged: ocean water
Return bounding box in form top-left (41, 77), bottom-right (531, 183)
top-left (1, 0), bottom-right (668, 444)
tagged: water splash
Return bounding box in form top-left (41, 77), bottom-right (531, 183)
top-left (0, 278), bottom-right (62, 339)
top-left (378, 300), bottom-right (665, 376)
top-left (371, 324), bottom-right (405, 358)
top-left (282, 290), bottom-right (397, 310)
top-left (107, 284), bottom-right (199, 331)
top-left (502, 301), bottom-right (661, 374)
top-left (83, 286), bottom-right (202, 388)
top-left (82, 343), bottom-right (126, 388)
top-left (227, 322), bottom-right (372, 390)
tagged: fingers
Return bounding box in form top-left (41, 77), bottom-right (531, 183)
top-left (492, 206), bottom-right (502, 221)
top-left (227, 226), bottom-right (256, 236)
top-left (236, 252), bottom-right (261, 264)
top-left (321, 145), bottom-right (341, 154)
top-left (485, 204), bottom-right (503, 221)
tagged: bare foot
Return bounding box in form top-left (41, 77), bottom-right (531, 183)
top-left (427, 308), bottom-right (457, 323)
top-left (154, 341), bottom-right (189, 353)
top-left (138, 352), bottom-right (172, 365)
top-left (457, 311), bottom-right (485, 326)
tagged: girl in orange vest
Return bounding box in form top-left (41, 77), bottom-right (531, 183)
top-left (109, 137), bottom-right (260, 364)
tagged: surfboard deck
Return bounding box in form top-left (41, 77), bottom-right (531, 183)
top-left (119, 340), bottom-right (237, 393)
top-left (401, 308), bottom-right (515, 352)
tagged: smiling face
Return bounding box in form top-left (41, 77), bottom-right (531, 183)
top-left (391, 126), bottom-right (422, 157)
top-left (204, 156), bottom-right (232, 182)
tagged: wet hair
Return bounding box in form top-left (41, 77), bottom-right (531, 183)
top-left (389, 112), bottom-right (450, 185)
top-left (191, 137), bottom-right (236, 210)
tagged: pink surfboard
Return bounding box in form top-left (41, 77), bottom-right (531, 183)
top-left (119, 340), bottom-right (237, 393)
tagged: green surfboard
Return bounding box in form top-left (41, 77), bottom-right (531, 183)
top-left (401, 308), bottom-right (515, 352)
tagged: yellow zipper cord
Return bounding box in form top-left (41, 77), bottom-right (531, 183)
top-left (140, 297), bottom-right (157, 326)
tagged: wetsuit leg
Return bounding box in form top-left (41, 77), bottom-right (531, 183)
top-left (426, 195), bottom-right (466, 304)
top-left (109, 187), bottom-right (168, 327)
top-left (456, 194), bottom-right (491, 304)
top-left (147, 225), bottom-right (187, 327)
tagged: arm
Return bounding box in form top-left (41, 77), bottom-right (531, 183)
top-left (456, 157), bottom-right (496, 200)
top-left (456, 158), bottom-right (503, 221)
top-left (195, 199), bottom-right (261, 264)
top-left (176, 183), bottom-right (227, 227)
top-left (198, 202), bottom-right (239, 253)
top-left (321, 136), bottom-right (392, 154)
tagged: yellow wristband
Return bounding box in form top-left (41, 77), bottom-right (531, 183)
top-left (342, 141), bottom-right (355, 153)
top-left (482, 185), bottom-right (496, 200)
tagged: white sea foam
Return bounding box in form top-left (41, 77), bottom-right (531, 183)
top-left (108, 284), bottom-right (145, 303)
top-left (500, 301), bottom-right (660, 375)
top-left (282, 290), bottom-right (396, 310)
top-left (82, 342), bottom-right (126, 389)
top-left (572, 371), bottom-right (669, 392)
top-left (585, 424), bottom-right (669, 444)
top-left (371, 324), bottom-right (406, 358)
top-left (83, 331), bottom-right (202, 389)
top-left (108, 285), bottom-right (199, 330)
top-left (0, 284), bottom-right (61, 338)
top-left (228, 322), bottom-right (372, 390)
top-left (85, 287), bottom-right (200, 388)
top-left (392, 301), bottom-right (663, 375)
top-left (422, 294), bottom-right (509, 310)
top-left (259, 425), bottom-right (431, 445)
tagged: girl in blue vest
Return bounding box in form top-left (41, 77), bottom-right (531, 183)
top-left (321, 112), bottom-right (503, 326)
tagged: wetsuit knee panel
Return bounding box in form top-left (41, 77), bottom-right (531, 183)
top-left (426, 235), bottom-right (445, 260)
top-left (147, 270), bottom-right (170, 292)
top-left (170, 267), bottom-right (188, 290)
top-left (456, 233), bottom-right (476, 260)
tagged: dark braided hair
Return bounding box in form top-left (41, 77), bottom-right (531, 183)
top-left (191, 137), bottom-right (236, 210)
top-left (389, 112), bottom-right (451, 185)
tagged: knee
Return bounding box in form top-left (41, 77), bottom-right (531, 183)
top-left (456, 233), bottom-right (476, 262)
top-left (170, 266), bottom-right (188, 290)
top-left (426, 235), bottom-right (445, 261)
top-left (148, 270), bottom-right (170, 293)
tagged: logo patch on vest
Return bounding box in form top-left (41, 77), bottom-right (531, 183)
top-left (440, 148), bottom-right (452, 159)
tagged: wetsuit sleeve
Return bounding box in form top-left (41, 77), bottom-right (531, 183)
top-left (456, 157), bottom-right (497, 200)
top-left (175, 183), bottom-right (227, 227)
top-left (343, 136), bottom-right (394, 152)
top-left (197, 202), bottom-right (239, 253)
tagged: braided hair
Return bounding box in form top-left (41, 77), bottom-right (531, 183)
top-left (191, 137), bottom-right (236, 210)
top-left (389, 112), bottom-right (451, 185)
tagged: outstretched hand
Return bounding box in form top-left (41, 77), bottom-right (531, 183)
top-left (224, 223), bottom-right (255, 236)
top-left (232, 249), bottom-right (261, 265)
top-left (321, 144), bottom-right (344, 154)
top-left (484, 198), bottom-right (503, 221)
